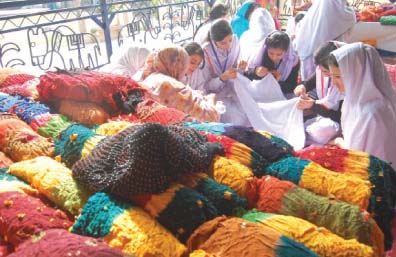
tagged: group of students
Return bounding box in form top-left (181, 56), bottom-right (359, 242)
top-left (101, 0), bottom-right (396, 169)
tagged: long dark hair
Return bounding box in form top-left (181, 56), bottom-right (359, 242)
top-left (314, 41), bottom-right (337, 69)
top-left (207, 19), bottom-right (232, 42)
top-left (265, 31), bottom-right (290, 51)
top-left (182, 41), bottom-right (206, 69)
top-left (328, 54), bottom-right (339, 68)
top-left (193, 3), bottom-right (229, 41)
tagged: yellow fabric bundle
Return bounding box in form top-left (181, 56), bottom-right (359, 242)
top-left (105, 207), bottom-right (187, 257)
top-left (8, 156), bottom-right (91, 215)
top-left (58, 99), bottom-right (110, 127)
top-left (300, 162), bottom-right (371, 209)
top-left (244, 211), bottom-right (376, 257)
top-left (4, 128), bottom-right (54, 162)
top-left (94, 121), bottom-right (137, 136)
top-left (80, 135), bottom-right (105, 159)
top-left (209, 156), bottom-right (253, 198)
top-left (189, 250), bottom-right (218, 257)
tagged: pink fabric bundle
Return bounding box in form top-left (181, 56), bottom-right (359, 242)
top-left (385, 63), bottom-right (396, 89)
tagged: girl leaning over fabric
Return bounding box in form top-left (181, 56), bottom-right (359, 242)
top-left (244, 31), bottom-right (300, 98)
top-left (200, 19), bottom-right (249, 125)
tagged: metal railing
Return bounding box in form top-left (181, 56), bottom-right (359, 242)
top-left (0, 0), bottom-right (292, 71)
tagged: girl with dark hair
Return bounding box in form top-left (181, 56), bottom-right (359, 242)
top-left (181, 42), bottom-right (205, 90)
top-left (328, 42), bottom-right (396, 170)
top-left (194, 3), bottom-right (230, 44)
top-left (243, 31), bottom-right (300, 97)
top-left (200, 19), bottom-right (249, 125)
top-left (231, 0), bottom-right (259, 38)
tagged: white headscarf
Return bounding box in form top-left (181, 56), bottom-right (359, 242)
top-left (295, 0), bottom-right (355, 61)
top-left (332, 42), bottom-right (396, 168)
top-left (100, 44), bottom-right (151, 77)
top-left (239, 7), bottom-right (276, 62)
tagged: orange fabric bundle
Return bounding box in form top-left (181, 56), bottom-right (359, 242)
top-left (58, 99), bottom-right (110, 127)
top-left (360, 6), bottom-right (383, 22)
top-left (0, 152), bottom-right (13, 168)
top-left (0, 118), bottom-right (31, 150)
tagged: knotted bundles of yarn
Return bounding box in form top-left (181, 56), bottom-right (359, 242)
top-left (31, 114), bottom-right (72, 138)
top-left (93, 120), bottom-right (136, 136)
top-left (0, 191), bottom-right (73, 248)
top-left (0, 152), bottom-right (13, 168)
top-left (8, 157), bottom-right (91, 215)
top-left (37, 70), bottom-right (144, 113)
top-left (247, 176), bottom-right (383, 253)
top-left (0, 117), bottom-right (31, 150)
top-left (208, 156), bottom-right (254, 198)
top-left (187, 216), bottom-right (319, 257)
top-left (204, 133), bottom-right (268, 176)
top-left (73, 123), bottom-right (223, 197)
top-left (265, 156), bottom-right (371, 209)
top-left (58, 99), bottom-right (110, 127)
top-left (71, 192), bottom-right (187, 257)
top-left (294, 146), bottom-right (396, 250)
top-left (131, 183), bottom-right (218, 243)
top-left (7, 229), bottom-right (128, 257)
top-left (243, 210), bottom-right (376, 257)
top-left (178, 172), bottom-right (247, 215)
top-left (4, 129), bottom-right (54, 162)
top-left (0, 75), bottom-right (38, 99)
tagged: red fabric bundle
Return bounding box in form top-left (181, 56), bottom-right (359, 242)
top-left (0, 78), bottom-right (39, 99)
top-left (0, 151), bottom-right (13, 168)
top-left (7, 229), bottom-right (126, 257)
top-left (0, 191), bottom-right (73, 248)
top-left (37, 71), bottom-right (144, 112)
top-left (136, 100), bottom-right (190, 125)
top-left (0, 74), bottom-right (35, 88)
top-left (380, 9), bottom-right (396, 16)
top-left (385, 63), bottom-right (396, 89)
top-left (360, 6), bottom-right (383, 22)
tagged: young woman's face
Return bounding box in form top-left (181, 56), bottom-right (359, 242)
top-left (267, 48), bottom-right (286, 64)
top-left (318, 65), bottom-right (330, 77)
top-left (187, 54), bottom-right (203, 75)
top-left (215, 34), bottom-right (233, 51)
top-left (329, 64), bottom-right (345, 93)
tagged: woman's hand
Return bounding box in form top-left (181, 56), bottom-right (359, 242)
top-left (294, 84), bottom-right (306, 97)
top-left (255, 66), bottom-right (269, 78)
top-left (297, 93), bottom-right (315, 110)
top-left (220, 68), bottom-right (237, 81)
top-left (237, 60), bottom-right (248, 71)
top-left (271, 70), bottom-right (282, 81)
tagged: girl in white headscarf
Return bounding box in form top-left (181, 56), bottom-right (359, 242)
top-left (328, 42), bottom-right (396, 169)
top-left (295, 0), bottom-right (355, 81)
top-left (100, 44), bottom-right (151, 79)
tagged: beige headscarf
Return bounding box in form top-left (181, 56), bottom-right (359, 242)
top-left (153, 46), bottom-right (189, 81)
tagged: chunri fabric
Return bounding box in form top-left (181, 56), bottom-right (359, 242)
top-left (0, 191), bottom-right (73, 248)
top-left (72, 123), bottom-right (223, 197)
top-left (0, 68), bottom-right (27, 85)
top-left (58, 99), bottom-right (110, 127)
top-left (187, 216), bottom-right (320, 257)
top-left (131, 183), bottom-right (218, 243)
top-left (265, 156), bottom-right (371, 209)
top-left (93, 120), bottom-right (136, 136)
top-left (0, 77), bottom-right (39, 99)
top-left (33, 114), bottom-right (73, 138)
top-left (0, 74), bottom-right (35, 88)
top-left (55, 124), bottom-right (102, 168)
top-left (247, 176), bottom-right (383, 252)
top-left (204, 133), bottom-right (268, 176)
top-left (72, 192), bottom-right (187, 257)
top-left (209, 156), bottom-right (254, 198)
top-left (0, 118), bottom-right (31, 150)
top-left (189, 250), bottom-right (218, 257)
top-left (243, 210), bottom-right (376, 257)
top-left (294, 145), bottom-right (396, 249)
top-left (178, 172), bottom-right (247, 215)
top-left (37, 70), bottom-right (144, 113)
top-left (8, 157), bottom-right (91, 215)
top-left (7, 229), bottom-right (129, 257)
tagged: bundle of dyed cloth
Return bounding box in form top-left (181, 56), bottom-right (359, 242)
top-left (8, 157), bottom-right (91, 215)
top-left (37, 70), bottom-right (144, 113)
top-left (187, 216), bottom-right (319, 257)
top-left (247, 176), bottom-right (383, 252)
top-left (58, 99), bottom-right (110, 127)
top-left (30, 113), bottom-right (72, 138)
top-left (0, 169), bottom-right (25, 184)
top-left (55, 124), bottom-right (105, 168)
top-left (178, 172), bottom-right (247, 215)
top-left (4, 129), bottom-right (54, 161)
top-left (209, 156), bottom-right (254, 198)
top-left (204, 133), bottom-right (268, 175)
top-left (380, 15), bottom-right (396, 25)
top-left (385, 63), bottom-right (396, 89)
top-left (0, 152), bottom-right (13, 168)
top-left (264, 156), bottom-right (371, 209)
top-left (0, 68), bottom-right (23, 85)
top-left (134, 99), bottom-right (191, 125)
top-left (93, 120), bottom-right (136, 136)
top-left (73, 123), bottom-right (223, 197)
top-left (0, 191), bottom-right (73, 248)
top-left (189, 250), bottom-right (218, 257)
top-left (0, 117), bottom-right (31, 149)
top-left (142, 73), bottom-right (223, 122)
top-left (184, 122), bottom-right (294, 161)
top-left (294, 146), bottom-right (396, 249)
top-left (72, 192), bottom-right (187, 257)
top-left (0, 73), bottom-right (34, 88)
top-left (0, 112), bottom-right (18, 121)
top-left (0, 76), bottom-right (38, 99)
top-left (131, 183), bottom-right (218, 242)
top-left (7, 229), bottom-right (128, 257)
top-left (243, 210), bottom-right (376, 257)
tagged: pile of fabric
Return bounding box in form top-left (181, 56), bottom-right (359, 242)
top-left (0, 67), bottom-right (395, 257)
